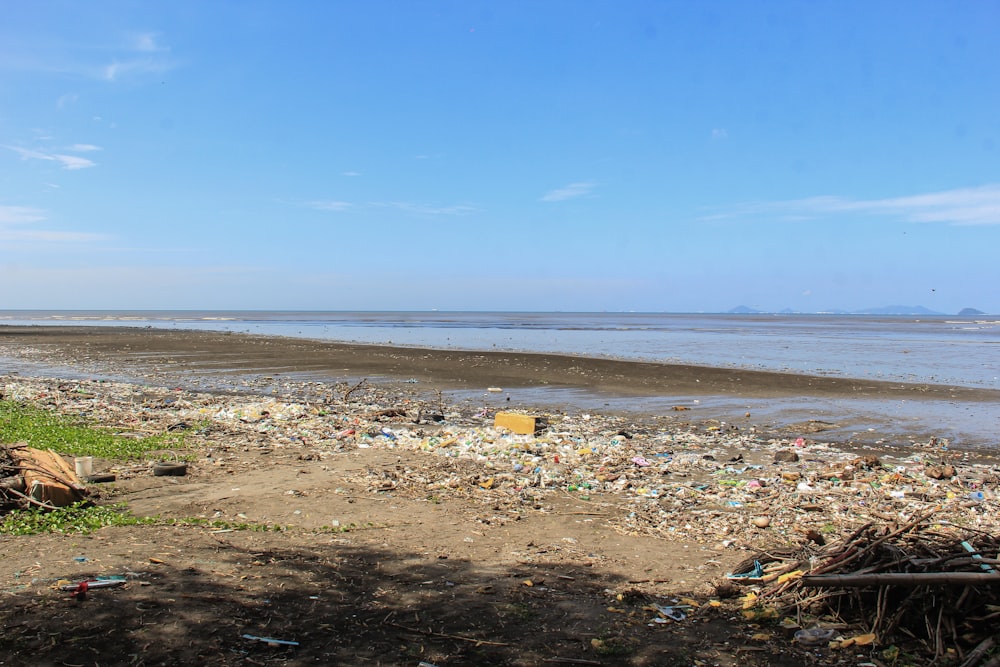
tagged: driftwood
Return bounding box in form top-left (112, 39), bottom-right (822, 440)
top-left (731, 517), bottom-right (1000, 665)
top-left (342, 378), bottom-right (368, 402)
top-left (803, 572), bottom-right (1000, 587)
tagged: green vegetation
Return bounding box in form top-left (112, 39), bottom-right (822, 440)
top-left (0, 399), bottom-right (185, 459)
top-left (0, 501), bottom-right (384, 536)
top-left (0, 502), bottom-right (154, 535)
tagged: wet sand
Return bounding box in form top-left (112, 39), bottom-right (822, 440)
top-left (2, 325), bottom-right (998, 446)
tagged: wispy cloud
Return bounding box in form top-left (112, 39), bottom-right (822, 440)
top-left (0, 228), bottom-right (109, 242)
top-left (0, 205), bottom-right (46, 224)
top-left (0, 205), bottom-right (109, 243)
top-left (68, 143), bottom-right (102, 152)
top-left (541, 181), bottom-right (596, 202)
top-left (102, 32), bottom-right (174, 82)
top-left (711, 128), bottom-right (728, 140)
top-left (6, 145), bottom-right (97, 170)
top-left (2, 31), bottom-right (176, 82)
top-left (308, 200), bottom-right (353, 212)
top-left (705, 184), bottom-right (1000, 226)
top-left (130, 31), bottom-right (166, 53)
top-left (342, 171), bottom-right (361, 177)
top-left (103, 57), bottom-right (174, 82)
top-left (374, 202), bottom-right (476, 216)
top-left (308, 200), bottom-right (476, 216)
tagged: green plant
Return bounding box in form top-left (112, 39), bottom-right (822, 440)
top-left (0, 502), bottom-right (154, 535)
top-left (0, 400), bottom-right (186, 459)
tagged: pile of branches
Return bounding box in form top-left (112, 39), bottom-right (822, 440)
top-left (735, 509), bottom-right (1000, 665)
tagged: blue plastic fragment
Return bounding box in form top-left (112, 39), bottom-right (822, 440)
top-left (726, 560), bottom-right (764, 580)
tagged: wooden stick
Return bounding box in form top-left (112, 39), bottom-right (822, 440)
top-left (3, 486), bottom-right (60, 510)
top-left (959, 636), bottom-right (996, 667)
top-left (803, 572), bottom-right (1000, 588)
top-left (343, 378), bottom-right (368, 402)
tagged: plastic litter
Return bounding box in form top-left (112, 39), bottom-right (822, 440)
top-left (655, 603), bottom-right (691, 621)
top-left (241, 634), bottom-right (299, 647)
top-left (727, 560), bottom-right (764, 580)
top-left (59, 576), bottom-right (127, 591)
top-left (794, 627), bottom-right (837, 646)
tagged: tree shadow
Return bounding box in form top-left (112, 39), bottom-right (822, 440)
top-left (0, 526), bottom-right (802, 666)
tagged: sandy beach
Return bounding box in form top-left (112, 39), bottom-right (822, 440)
top-left (2, 325), bottom-right (1000, 666)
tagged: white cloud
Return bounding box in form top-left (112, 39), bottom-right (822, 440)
top-left (130, 32), bottom-right (166, 53)
top-left (53, 153), bottom-right (97, 170)
top-left (0, 205), bottom-right (46, 224)
top-left (57, 93), bottom-right (79, 108)
top-left (711, 128), bottom-right (728, 140)
top-left (68, 143), bottom-right (102, 152)
top-left (0, 229), bottom-right (109, 242)
top-left (6, 145), bottom-right (98, 170)
top-left (3, 32), bottom-right (175, 82)
top-left (342, 171), bottom-right (361, 177)
top-left (308, 200), bottom-right (353, 212)
top-left (541, 181), bottom-right (596, 202)
top-left (848, 185), bottom-right (1000, 225)
top-left (706, 184), bottom-right (1000, 226)
top-left (0, 205), bottom-right (109, 243)
top-left (376, 202), bottom-right (476, 215)
top-left (309, 200), bottom-right (475, 215)
top-left (103, 58), bottom-right (174, 82)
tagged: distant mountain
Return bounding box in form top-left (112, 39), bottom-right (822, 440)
top-left (727, 305), bottom-right (985, 316)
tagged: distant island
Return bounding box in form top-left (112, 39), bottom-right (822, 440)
top-left (728, 305), bottom-right (991, 316)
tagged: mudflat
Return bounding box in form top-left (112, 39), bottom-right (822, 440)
top-left (2, 324), bottom-right (995, 399)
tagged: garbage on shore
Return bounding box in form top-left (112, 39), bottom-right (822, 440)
top-left (725, 514), bottom-right (1000, 665)
top-left (3, 372), bottom-right (997, 548)
top-left (2, 372), bottom-right (999, 665)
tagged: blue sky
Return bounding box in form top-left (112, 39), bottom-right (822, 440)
top-left (2, 1), bottom-right (999, 313)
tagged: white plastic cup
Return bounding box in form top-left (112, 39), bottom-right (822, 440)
top-left (75, 456), bottom-right (93, 479)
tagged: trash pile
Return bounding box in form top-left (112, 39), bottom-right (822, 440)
top-left (3, 374), bottom-right (999, 546)
top-left (725, 512), bottom-right (1000, 665)
top-left (3, 371), bottom-right (1000, 665)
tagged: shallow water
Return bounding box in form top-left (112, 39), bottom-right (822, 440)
top-left (3, 310), bottom-right (999, 389)
top-left (3, 311), bottom-right (999, 448)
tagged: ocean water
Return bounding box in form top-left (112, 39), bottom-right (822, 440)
top-left (2, 310), bottom-right (998, 390)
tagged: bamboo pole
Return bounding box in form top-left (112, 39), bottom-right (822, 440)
top-left (803, 572), bottom-right (1000, 588)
